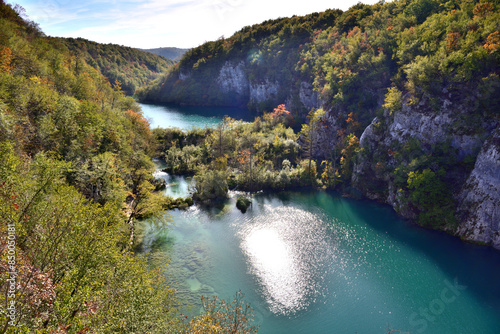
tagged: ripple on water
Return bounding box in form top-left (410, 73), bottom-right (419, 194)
top-left (238, 205), bottom-right (338, 316)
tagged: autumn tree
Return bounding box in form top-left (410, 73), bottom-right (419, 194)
top-left (0, 47), bottom-right (12, 73)
top-left (237, 148), bottom-right (256, 190)
top-left (0, 142), bottom-right (179, 333)
top-left (210, 116), bottom-right (234, 160)
top-left (270, 104), bottom-right (293, 126)
top-left (300, 108), bottom-right (326, 184)
top-left (340, 133), bottom-right (360, 180)
top-left (183, 291), bottom-right (259, 334)
top-left (0, 5), bottom-right (180, 332)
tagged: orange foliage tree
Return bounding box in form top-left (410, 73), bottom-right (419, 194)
top-left (484, 31), bottom-right (499, 53)
top-left (271, 104), bottom-right (293, 126)
top-left (0, 47), bottom-right (13, 73)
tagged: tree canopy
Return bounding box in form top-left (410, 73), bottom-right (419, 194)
top-left (0, 2), bottom-right (179, 331)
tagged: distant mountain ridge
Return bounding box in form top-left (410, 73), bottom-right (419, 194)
top-left (142, 47), bottom-right (189, 61)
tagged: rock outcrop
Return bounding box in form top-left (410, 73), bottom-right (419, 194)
top-left (298, 82), bottom-right (319, 112)
top-left (249, 80), bottom-right (279, 106)
top-left (179, 70), bottom-right (191, 81)
top-left (456, 128), bottom-right (500, 248)
top-left (352, 91), bottom-right (499, 247)
top-left (216, 61), bottom-right (249, 96)
top-left (176, 60), bottom-right (321, 113)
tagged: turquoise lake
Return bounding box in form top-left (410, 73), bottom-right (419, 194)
top-left (140, 102), bottom-right (255, 129)
top-left (139, 103), bottom-right (500, 334)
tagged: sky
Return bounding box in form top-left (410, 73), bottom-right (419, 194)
top-left (10, 0), bottom-right (381, 49)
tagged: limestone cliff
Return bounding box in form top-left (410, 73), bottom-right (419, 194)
top-left (352, 90), bottom-right (499, 248)
top-left (184, 60), bottom-right (321, 112)
top-left (456, 128), bottom-right (500, 248)
top-left (216, 61), bottom-right (249, 97)
top-left (249, 79), bottom-right (280, 109)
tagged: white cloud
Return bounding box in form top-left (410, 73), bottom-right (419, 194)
top-left (14, 0), bottom-right (381, 49)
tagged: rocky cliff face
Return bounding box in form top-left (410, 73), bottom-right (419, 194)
top-left (309, 111), bottom-right (342, 159)
top-left (173, 59), bottom-right (500, 249)
top-left (249, 80), bottom-right (279, 107)
top-left (180, 60), bottom-right (321, 112)
top-left (378, 92), bottom-right (487, 156)
top-left (456, 128), bottom-right (500, 248)
top-left (179, 70), bottom-right (191, 81)
top-left (216, 61), bottom-right (249, 96)
top-left (296, 82), bottom-right (319, 112)
top-left (352, 90), bottom-right (499, 247)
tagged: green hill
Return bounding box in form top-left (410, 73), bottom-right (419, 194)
top-left (57, 37), bottom-right (174, 95)
top-left (137, 0), bottom-right (499, 117)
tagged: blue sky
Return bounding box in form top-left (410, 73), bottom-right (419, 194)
top-left (10, 0), bottom-right (381, 49)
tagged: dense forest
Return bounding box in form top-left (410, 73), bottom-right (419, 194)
top-left (0, 1), bottom-right (177, 331)
top-left (155, 106), bottom-right (327, 205)
top-left (56, 37), bottom-right (174, 95)
top-left (0, 2), bottom-right (256, 332)
top-left (139, 0), bottom-right (499, 245)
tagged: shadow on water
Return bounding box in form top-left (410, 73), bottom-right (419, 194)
top-left (158, 103), bottom-right (257, 122)
top-left (307, 189), bottom-right (500, 311)
top-left (134, 215), bottom-right (176, 255)
top-left (194, 197), bottom-right (235, 218)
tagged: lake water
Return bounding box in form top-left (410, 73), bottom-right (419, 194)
top-left (141, 102), bottom-right (255, 129)
top-left (138, 103), bottom-right (500, 334)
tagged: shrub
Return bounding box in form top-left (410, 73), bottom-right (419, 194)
top-left (236, 196), bottom-right (252, 213)
top-left (192, 169), bottom-right (228, 203)
top-left (407, 168), bottom-right (456, 228)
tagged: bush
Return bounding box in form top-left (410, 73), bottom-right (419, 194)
top-left (164, 144), bottom-right (203, 175)
top-left (182, 291), bottom-right (259, 334)
top-left (192, 169), bottom-right (228, 203)
top-left (407, 168), bottom-right (456, 228)
top-left (236, 196), bottom-right (252, 213)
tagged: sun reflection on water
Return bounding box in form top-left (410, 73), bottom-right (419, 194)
top-left (239, 205), bottom-right (337, 316)
top-left (243, 228), bottom-right (307, 313)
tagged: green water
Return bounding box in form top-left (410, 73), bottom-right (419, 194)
top-left (152, 159), bottom-right (192, 198)
top-left (138, 103), bottom-right (500, 334)
top-left (140, 102), bottom-right (254, 129)
top-left (140, 192), bottom-right (500, 333)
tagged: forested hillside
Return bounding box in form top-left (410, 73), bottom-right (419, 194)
top-left (58, 37), bottom-right (174, 95)
top-left (0, 2), bottom-right (260, 332)
top-left (139, 0), bottom-right (500, 248)
top-left (0, 2), bottom-right (180, 331)
top-left (138, 0), bottom-right (499, 117)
